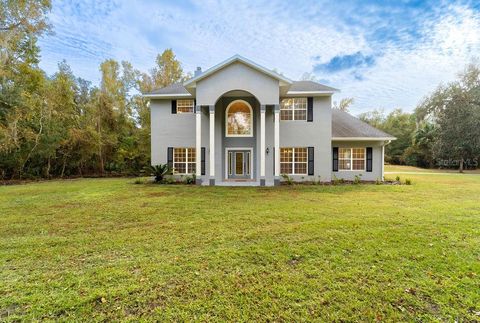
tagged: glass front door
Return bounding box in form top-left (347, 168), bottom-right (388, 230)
top-left (228, 150), bottom-right (251, 179)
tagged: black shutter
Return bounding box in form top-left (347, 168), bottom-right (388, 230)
top-left (332, 147), bottom-right (338, 172)
top-left (366, 147), bottom-right (373, 172)
top-left (167, 147), bottom-right (173, 168)
top-left (171, 100), bottom-right (177, 114)
top-left (201, 147), bottom-right (206, 175)
top-left (308, 147), bottom-right (314, 175)
top-left (307, 97), bottom-right (313, 122)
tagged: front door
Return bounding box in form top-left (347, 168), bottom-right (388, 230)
top-left (227, 150), bottom-right (251, 179)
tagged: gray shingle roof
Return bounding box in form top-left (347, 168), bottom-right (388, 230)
top-left (332, 109), bottom-right (395, 139)
top-left (146, 83), bottom-right (190, 95)
top-left (145, 80), bottom-right (338, 96)
top-left (289, 81), bottom-right (338, 92)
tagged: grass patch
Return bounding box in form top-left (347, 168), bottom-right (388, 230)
top-left (0, 174), bottom-right (479, 321)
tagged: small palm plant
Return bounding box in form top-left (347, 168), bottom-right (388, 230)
top-left (146, 164), bottom-right (172, 183)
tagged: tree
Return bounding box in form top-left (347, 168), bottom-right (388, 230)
top-left (333, 97), bottom-right (354, 112)
top-left (149, 49), bottom-right (184, 89)
top-left (416, 63), bottom-right (480, 172)
top-left (403, 122), bottom-right (437, 167)
top-left (359, 109), bottom-right (416, 164)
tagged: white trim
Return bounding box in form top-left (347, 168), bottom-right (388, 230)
top-left (172, 147), bottom-right (196, 175)
top-left (279, 147), bottom-right (308, 175)
top-left (286, 90), bottom-right (336, 95)
top-left (381, 145), bottom-right (385, 181)
top-left (338, 147), bottom-right (366, 171)
top-left (274, 109), bottom-right (280, 177)
top-left (225, 99), bottom-right (254, 137)
top-left (332, 137), bottom-right (396, 141)
top-left (260, 108), bottom-right (265, 177)
top-left (195, 110), bottom-right (201, 175)
top-left (280, 97), bottom-right (307, 121)
top-left (184, 54), bottom-right (292, 87)
top-left (143, 93), bottom-right (192, 98)
top-left (209, 109), bottom-right (215, 177)
top-left (224, 147), bottom-right (254, 180)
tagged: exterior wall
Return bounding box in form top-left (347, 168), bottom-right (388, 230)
top-left (279, 96), bottom-right (332, 182)
top-left (150, 99), bottom-right (195, 166)
top-left (331, 141), bottom-right (384, 181)
top-left (196, 62), bottom-right (280, 105)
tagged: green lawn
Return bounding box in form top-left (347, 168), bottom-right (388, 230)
top-left (1, 170), bottom-right (479, 321)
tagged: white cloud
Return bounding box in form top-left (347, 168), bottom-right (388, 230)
top-left (38, 1), bottom-right (480, 114)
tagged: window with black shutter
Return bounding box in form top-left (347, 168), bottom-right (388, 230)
top-left (332, 147), bottom-right (339, 172)
top-left (307, 97), bottom-right (313, 122)
top-left (366, 147), bottom-right (373, 172)
top-left (171, 100), bottom-right (177, 114)
top-left (167, 147), bottom-right (173, 168)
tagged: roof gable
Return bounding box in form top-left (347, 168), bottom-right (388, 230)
top-left (184, 55), bottom-right (292, 87)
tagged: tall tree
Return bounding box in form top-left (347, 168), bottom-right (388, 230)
top-left (150, 49), bottom-right (184, 88)
top-left (416, 63), bottom-right (480, 171)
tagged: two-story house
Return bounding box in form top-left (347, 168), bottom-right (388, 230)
top-left (144, 55), bottom-right (395, 186)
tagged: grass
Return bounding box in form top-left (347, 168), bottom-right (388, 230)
top-left (1, 168), bottom-right (479, 321)
top-left (385, 164), bottom-right (480, 174)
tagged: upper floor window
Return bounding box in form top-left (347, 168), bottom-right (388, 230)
top-left (339, 148), bottom-right (365, 171)
top-left (226, 100), bottom-right (253, 137)
top-left (177, 99), bottom-right (194, 113)
top-left (280, 98), bottom-right (307, 121)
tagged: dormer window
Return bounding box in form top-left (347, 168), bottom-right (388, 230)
top-left (177, 99), bottom-right (194, 113)
top-left (280, 98), bottom-right (307, 121)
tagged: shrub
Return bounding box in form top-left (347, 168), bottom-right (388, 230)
top-left (332, 175), bottom-right (342, 185)
top-left (145, 164), bottom-right (171, 183)
top-left (395, 175), bottom-right (400, 181)
top-left (375, 178), bottom-right (382, 185)
top-left (353, 174), bottom-right (362, 184)
top-left (185, 173), bottom-right (196, 184)
top-left (281, 174), bottom-right (293, 185)
top-left (405, 178), bottom-right (412, 185)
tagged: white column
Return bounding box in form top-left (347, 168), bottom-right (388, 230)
top-left (195, 105), bottom-right (202, 184)
top-left (274, 104), bottom-right (280, 183)
top-left (260, 105), bottom-right (266, 184)
top-left (209, 105), bottom-right (215, 184)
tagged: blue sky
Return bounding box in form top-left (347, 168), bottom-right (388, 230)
top-left (38, 0), bottom-right (480, 114)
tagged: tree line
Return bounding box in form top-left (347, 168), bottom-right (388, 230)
top-left (355, 63), bottom-right (480, 171)
top-left (1, 1), bottom-right (188, 179)
top-left (1, 1), bottom-right (479, 180)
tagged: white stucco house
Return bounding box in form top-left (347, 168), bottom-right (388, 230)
top-left (143, 55), bottom-right (395, 186)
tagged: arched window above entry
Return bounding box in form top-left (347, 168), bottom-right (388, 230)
top-left (226, 100), bottom-right (253, 137)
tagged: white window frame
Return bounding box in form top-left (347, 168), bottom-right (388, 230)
top-left (173, 147), bottom-right (196, 174)
top-left (280, 147), bottom-right (308, 175)
top-left (224, 147), bottom-right (254, 179)
top-left (339, 148), bottom-right (366, 171)
top-left (280, 98), bottom-right (307, 121)
top-left (177, 99), bottom-right (194, 114)
top-left (225, 99), bottom-right (254, 137)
